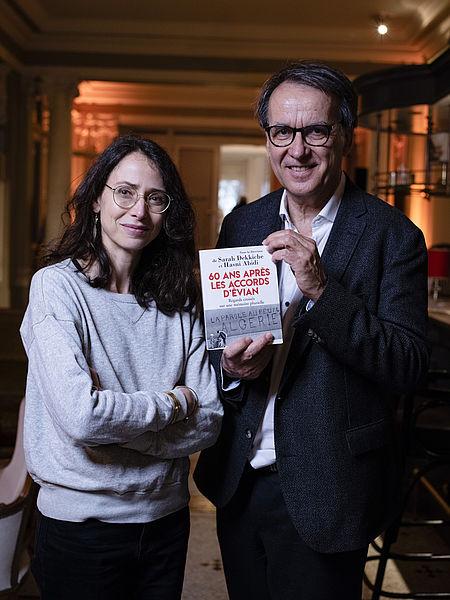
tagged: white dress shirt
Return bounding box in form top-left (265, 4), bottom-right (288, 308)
top-left (249, 173), bottom-right (345, 468)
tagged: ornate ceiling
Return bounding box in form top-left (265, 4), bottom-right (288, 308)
top-left (1, 0), bottom-right (448, 138)
top-left (1, 0), bottom-right (449, 83)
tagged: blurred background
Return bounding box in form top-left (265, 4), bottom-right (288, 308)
top-left (0, 0), bottom-right (449, 308)
top-left (0, 2), bottom-right (449, 597)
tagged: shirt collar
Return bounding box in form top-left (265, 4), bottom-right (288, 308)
top-left (279, 171), bottom-right (345, 228)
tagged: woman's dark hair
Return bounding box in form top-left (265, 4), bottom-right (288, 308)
top-left (255, 61), bottom-right (358, 136)
top-left (42, 135), bottom-right (198, 314)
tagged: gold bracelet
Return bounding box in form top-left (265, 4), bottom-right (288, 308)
top-left (165, 390), bottom-right (182, 424)
top-left (180, 386), bottom-right (199, 422)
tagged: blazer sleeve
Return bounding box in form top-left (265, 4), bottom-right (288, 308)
top-left (294, 221), bottom-right (429, 393)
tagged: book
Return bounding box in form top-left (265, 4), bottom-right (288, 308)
top-left (199, 245), bottom-right (283, 350)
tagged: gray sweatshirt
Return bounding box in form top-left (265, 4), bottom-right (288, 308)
top-left (20, 259), bottom-right (222, 523)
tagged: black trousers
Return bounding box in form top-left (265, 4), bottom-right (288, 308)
top-left (32, 507), bottom-right (190, 600)
top-left (217, 466), bottom-right (368, 600)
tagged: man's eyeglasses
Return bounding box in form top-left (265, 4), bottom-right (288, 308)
top-left (265, 122), bottom-right (336, 147)
top-left (105, 184), bottom-right (171, 214)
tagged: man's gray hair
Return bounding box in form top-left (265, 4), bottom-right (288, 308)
top-left (255, 61), bottom-right (358, 135)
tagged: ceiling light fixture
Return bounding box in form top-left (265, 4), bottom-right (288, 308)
top-left (374, 15), bottom-right (389, 36)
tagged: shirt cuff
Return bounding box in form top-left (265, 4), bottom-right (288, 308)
top-left (220, 366), bottom-right (241, 392)
top-left (305, 299), bottom-right (315, 312)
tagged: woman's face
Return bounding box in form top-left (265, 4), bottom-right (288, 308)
top-left (93, 152), bottom-right (166, 264)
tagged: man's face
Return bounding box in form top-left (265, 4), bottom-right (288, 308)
top-left (265, 82), bottom-right (351, 206)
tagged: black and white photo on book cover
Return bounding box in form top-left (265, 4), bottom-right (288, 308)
top-left (199, 245), bottom-right (283, 350)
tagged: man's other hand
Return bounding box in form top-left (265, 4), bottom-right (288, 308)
top-left (222, 333), bottom-right (274, 380)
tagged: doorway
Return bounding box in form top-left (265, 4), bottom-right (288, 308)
top-left (218, 144), bottom-right (270, 233)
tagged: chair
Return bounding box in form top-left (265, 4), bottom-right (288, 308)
top-left (364, 372), bottom-right (450, 599)
top-left (0, 398), bottom-right (37, 598)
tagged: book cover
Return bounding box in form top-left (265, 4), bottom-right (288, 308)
top-left (199, 245), bottom-right (283, 350)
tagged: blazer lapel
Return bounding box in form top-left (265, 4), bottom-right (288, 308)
top-left (279, 179), bottom-right (368, 393)
top-left (251, 189), bottom-right (284, 245)
top-left (242, 193), bottom-right (283, 420)
top-left (320, 178), bottom-right (368, 281)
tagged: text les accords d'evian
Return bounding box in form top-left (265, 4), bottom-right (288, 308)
top-left (209, 268), bottom-right (270, 298)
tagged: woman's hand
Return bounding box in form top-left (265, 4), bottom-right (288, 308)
top-left (177, 386), bottom-right (198, 418)
top-left (89, 367), bottom-right (101, 390)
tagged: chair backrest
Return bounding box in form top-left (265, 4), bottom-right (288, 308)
top-left (0, 398), bottom-right (27, 505)
top-left (0, 480), bottom-right (36, 594)
top-left (0, 500), bottom-right (26, 591)
top-left (0, 397), bottom-right (35, 594)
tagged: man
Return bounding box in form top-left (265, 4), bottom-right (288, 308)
top-left (194, 62), bottom-right (429, 600)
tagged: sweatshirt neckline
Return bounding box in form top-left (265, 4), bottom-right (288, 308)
top-left (70, 259), bottom-right (139, 304)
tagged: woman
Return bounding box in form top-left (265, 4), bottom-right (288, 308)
top-left (20, 135), bottom-right (222, 600)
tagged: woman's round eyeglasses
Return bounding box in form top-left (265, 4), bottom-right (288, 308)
top-left (265, 122), bottom-right (336, 147)
top-left (105, 184), bottom-right (171, 214)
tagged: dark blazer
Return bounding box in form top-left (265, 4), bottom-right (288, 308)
top-left (194, 178), bottom-right (429, 553)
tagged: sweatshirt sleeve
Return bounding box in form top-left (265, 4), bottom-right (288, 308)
top-left (21, 269), bottom-right (188, 446)
top-left (121, 315), bottom-right (223, 458)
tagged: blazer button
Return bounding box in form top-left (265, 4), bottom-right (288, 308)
top-left (245, 429), bottom-right (252, 439)
top-left (307, 328), bottom-right (314, 337)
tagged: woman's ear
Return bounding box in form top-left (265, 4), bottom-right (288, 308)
top-left (93, 199), bottom-right (101, 214)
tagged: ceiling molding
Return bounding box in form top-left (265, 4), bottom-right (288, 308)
top-left (5, 0), bottom-right (41, 33)
top-left (19, 34), bottom-right (426, 65)
top-left (74, 81), bottom-right (260, 110)
top-left (118, 112), bottom-right (260, 133)
top-left (10, 0), bottom-right (448, 42)
top-left (1, 0), bottom-right (448, 79)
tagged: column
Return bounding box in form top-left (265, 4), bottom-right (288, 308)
top-left (43, 77), bottom-right (79, 243)
top-left (6, 73), bottom-right (36, 307)
top-left (0, 63), bottom-right (10, 307)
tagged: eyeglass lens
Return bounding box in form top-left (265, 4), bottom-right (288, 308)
top-left (113, 185), bottom-right (170, 213)
top-left (268, 124), bottom-right (331, 146)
